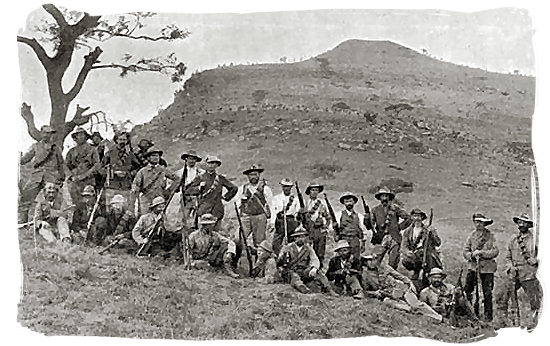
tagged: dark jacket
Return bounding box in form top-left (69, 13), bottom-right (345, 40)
top-left (186, 171), bottom-right (238, 219)
top-left (326, 254), bottom-right (361, 287)
top-left (372, 203), bottom-right (411, 244)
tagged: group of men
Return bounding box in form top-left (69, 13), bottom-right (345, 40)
top-left (19, 125), bottom-right (541, 330)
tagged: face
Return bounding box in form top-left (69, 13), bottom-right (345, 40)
top-left (139, 141), bottom-right (152, 150)
top-left (83, 195), bottom-right (95, 205)
top-left (44, 186), bottom-right (58, 200)
top-left (294, 235), bottom-right (307, 246)
top-left (430, 275), bottom-right (444, 287)
top-left (148, 153), bottom-right (160, 165)
top-left (153, 203), bottom-right (165, 214)
top-left (42, 131), bottom-right (53, 143)
top-left (309, 187), bottom-right (320, 199)
top-left (247, 171), bottom-right (260, 184)
top-left (337, 247), bottom-right (351, 258)
top-left (74, 133), bottom-right (88, 145)
top-left (282, 185), bottom-right (292, 195)
top-left (205, 162), bottom-right (218, 173)
top-left (92, 136), bottom-right (101, 145)
top-left (366, 258), bottom-right (377, 269)
top-left (343, 197), bottom-right (356, 209)
top-left (412, 213), bottom-right (423, 224)
top-left (186, 157), bottom-right (197, 167)
top-left (380, 194), bottom-right (390, 204)
top-left (474, 220), bottom-right (485, 231)
top-left (111, 202), bottom-right (125, 213)
top-left (202, 223), bottom-right (215, 232)
top-left (116, 135), bottom-right (128, 148)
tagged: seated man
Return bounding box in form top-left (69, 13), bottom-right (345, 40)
top-left (70, 185), bottom-right (105, 244)
top-left (34, 182), bottom-right (73, 243)
top-left (97, 194), bottom-right (138, 252)
top-left (188, 213), bottom-right (240, 278)
top-left (276, 227), bottom-right (338, 296)
top-left (132, 196), bottom-right (181, 257)
top-left (419, 268), bottom-right (479, 327)
top-left (251, 240), bottom-right (279, 283)
top-left (361, 253), bottom-right (442, 322)
top-left (326, 240), bottom-right (364, 299)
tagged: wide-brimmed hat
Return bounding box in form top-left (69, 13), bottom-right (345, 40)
top-left (199, 213), bottom-right (218, 225)
top-left (361, 254), bottom-right (376, 261)
top-left (150, 196), bottom-right (166, 209)
top-left (334, 240), bottom-right (351, 251)
top-left (513, 213), bottom-right (534, 228)
top-left (144, 146), bottom-right (163, 158)
top-left (40, 125), bottom-right (56, 133)
top-left (305, 182), bottom-right (324, 195)
top-left (428, 268), bottom-right (447, 279)
top-left (71, 126), bottom-right (91, 140)
top-left (81, 185), bottom-right (96, 197)
top-left (339, 191), bottom-right (358, 204)
top-left (91, 131), bottom-right (103, 140)
top-left (279, 178), bottom-right (294, 187)
top-left (181, 150), bottom-right (202, 161)
top-left (258, 240), bottom-right (273, 253)
top-left (110, 194), bottom-right (126, 205)
top-left (205, 155), bottom-right (222, 166)
top-left (44, 182), bottom-right (59, 191)
top-left (139, 139), bottom-right (154, 148)
top-left (375, 187), bottom-right (395, 200)
top-left (410, 208), bottom-right (427, 220)
top-left (290, 226), bottom-right (309, 238)
top-left (243, 164), bottom-right (264, 175)
top-left (472, 213), bottom-right (493, 226)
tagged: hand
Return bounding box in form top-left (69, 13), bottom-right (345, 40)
top-left (471, 250), bottom-right (482, 259)
top-left (408, 282), bottom-right (417, 295)
top-left (115, 233), bottom-right (125, 240)
top-left (142, 238), bottom-right (149, 244)
top-left (527, 257), bottom-right (538, 266)
top-left (308, 267), bottom-right (318, 277)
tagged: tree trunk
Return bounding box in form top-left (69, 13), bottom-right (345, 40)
top-left (47, 71), bottom-right (70, 148)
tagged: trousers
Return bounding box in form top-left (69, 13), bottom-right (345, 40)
top-left (374, 234), bottom-right (400, 269)
top-left (37, 217), bottom-right (71, 242)
top-left (464, 270), bottom-right (494, 321)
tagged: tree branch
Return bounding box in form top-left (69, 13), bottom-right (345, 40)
top-left (17, 36), bottom-right (52, 68)
top-left (64, 104), bottom-right (100, 137)
top-left (65, 46), bottom-right (103, 101)
top-left (42, 4), bottom-right (69, 28)
top-left (86, 29), bottom-right (190, 42)
top-left (72, 13), bottom-right (102, 37)
top-left (91, 63), bottom-right (177, 72)
top-left (20, 103), bottom-right (42, 141)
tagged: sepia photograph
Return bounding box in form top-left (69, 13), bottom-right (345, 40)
top-left (10, 0), bottom-right (548, 343)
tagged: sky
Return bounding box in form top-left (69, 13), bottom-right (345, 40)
top-left (17, 6), bottom-right (535, 151)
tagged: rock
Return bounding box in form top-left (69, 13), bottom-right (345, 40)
top-left (461, 181), bottom-right (473, 187)
top-left (374, 129), bottom-right (384, 135)
top-left (408, 141), bottom-right (427, 154)
top-left (184, 132), bottom-right (197, 139)
top-left (388, 164), bottom-right (404, 171)
top-left (338, 143), bottom-right (352, 150)
top-left (207, 129), bottom-right (220, 137)
top-left (299, 129), bottom-right (311, 135)
top-left (237, 135), bottom-right (245, 141)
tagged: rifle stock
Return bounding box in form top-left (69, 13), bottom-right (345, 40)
top-left (323, 193), bottom-right (338, 233)
top-left (234, 202), bottom-right (253, 277)
top-left (294, 181), bottom-right (307, 227)
top-left (85, 187), bottom-right (105, 241)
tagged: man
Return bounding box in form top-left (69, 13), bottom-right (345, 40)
top-left (270, 178), bottom-right (301, 255)
top-left (463, 213), bottom-right (499, 322)
top-left (90, 131), bottom-right (107, 190)
top-left (133, 138), bottom-right (167, 169)
top-left (102, 132), bottom-right (140, 212)
top-left (97, 195), bottom-right (138, 252)
top-left (177, 150), bottom-right (204, 230)
top-left (132, 196), bottom-right (181, 257)
top-left (65, 127), bottom-right (100, 205)
top-left (236, 164), bottom-right (273, 250)
top-left (70, 185), bottom-right (105, 244)
top-left (19, 125), bottom-right (65, 223)
top-left (132, 146), bottom-right (179, 216)
top-left (419, 268), bottom-right (478, 326)
top-left (251, 240), bottom-right (279, 283)
top-left (495, 213), bottom-right (541, 329)
top-left (362, 253), bottom-right (442, 322)
top-left (185, 156), bottom-right (238, 230)
top-left (370, 187), bottom-right (411, 269)
top-left (188, 213), bottom-right (240, 278)
top-left (326, 240), bottom-right (363, 299)
top-left (401, 208), bottom-right (442, 289)
top-left (332, 192), bottom-right (369, 260)
top-left (304, 182), bottom-right (329, 268)
top-left (34, 182), bottom-right (72, 243)
top-left (276, 227), bottom-right (339, 296)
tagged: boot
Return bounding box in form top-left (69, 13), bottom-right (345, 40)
top-left (352, 290), bottom-right (364, 300)
top-left (223, 253), bottom-right (240, 279)
top-left (293, 283), bottom-right (311, 294)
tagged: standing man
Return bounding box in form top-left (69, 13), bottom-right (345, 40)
top-left (102, 132), bottom-right (140, 212)
top-left (496, 213), bottom-right (541, 329)
top-left (401, 208), bottom-right (442, 289)
top-left (371, 187), bottom-right (411, 269)
top-left (177, 150), bottom-right (204, 230)
top-left (132, 146), bottom-right (179, 216)
top-left (133, 138), bottom-right (167, 169)
top-left (34, 182), bottom-right (72, 243)
top-left (333, 192), bottom-right (370, 260)
top-left (304, 182), bottom-right (329, 268)
top-left (270, 178), bottom-right (301, 255)
top-left (185, 156), bottom-right (238, 231)
top-left (463, 213), bottom-right (499, 322)
top-left (65, 127), bottom-right (100, 205)
top-left (90, 131), bottom-right (107, 190)
top-left (236, 164), bottom-right (273, 250)
top-left (19, 125), bottom-right (65, 223)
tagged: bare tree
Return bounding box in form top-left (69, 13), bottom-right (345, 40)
top-left (18, 4), bottom-right (190, 146)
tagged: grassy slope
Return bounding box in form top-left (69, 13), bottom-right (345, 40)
top-left (18, 40), bottom-right (538, 339)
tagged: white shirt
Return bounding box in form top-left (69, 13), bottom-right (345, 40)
top-left (271, 192), bottom-right (300, 224)
top-left (413, 225), bottom-right (423, 243)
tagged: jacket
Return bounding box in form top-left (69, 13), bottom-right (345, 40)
top-left (372, 202), bottom-right (411, 244)
top-left (185, 171), bottom-right (238, 219)
top-left (463, 228), bottom-right (499, 273)
top-left (505, 230), bottom-right (538, 281)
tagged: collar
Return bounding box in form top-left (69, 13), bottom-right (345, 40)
top-left (345, 209), bottom-right (355, 216)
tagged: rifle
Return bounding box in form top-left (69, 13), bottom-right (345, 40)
top-left (180, 164), bottom-right (191, 269)
top-left (294, 181), bottom-right (308, 228)
top-left (99, 236), bottom-right (123, 255)
top-left (18, 221), bottom-right (34, 229)
top-left (234, 202), bottom-right (253, 277)
top-left (510, 270), bottom-right (521, 326)
top-left (323, 193), bottom-right (339, 236)
top-left (421, 208), bottom-right (434, 281)
top-left (283, 206), bottom-right (289, 246)
top-left (474, 258), bottom-right (483, 318)
top-left (85, 187), bottom-right (105, 242)
top-left (135, 172), bottom-right (185, 257)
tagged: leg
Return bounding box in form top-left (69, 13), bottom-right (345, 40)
top-left (387, 238), bottom-right (400, 270)
top-left (252, 214), bottom-right (267, 246)
top-left (463, 270), bottom-right (477, 306)
top-left (345, 275), bottom-right (363, 298)
top-left (272, 216), bottom-right (285, 255)
top-left (373, 234), bottom-right (391, 266)
top-left (56, 217), bottom-right (71, 242)
top-left (37, 222), bottom-right (57, 242)
top-left (520, 278), bottom-right (542, 312)
top-left (346, 236), bottom-right (361, 261)
top-left (290, 271), bottom-right (310, 293)
top-left (481, 273), bottom-right (494, 321)
top-left (19, 179), bottom-right (44, 223)
top-left (313, 271), bottom-right (338, 296)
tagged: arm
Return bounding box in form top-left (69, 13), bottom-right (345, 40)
top-left (479, 233), bottom-right (499, 259)
top-left (132, 216), bottom-right (147, 244)
top-left (20, 144), bottom-right (35, 165)
top-left (325, 258), bottom-right (340, 281)
top-left (308, 245), bottom-right (320, 270)
top-left (397, 207), bottom-right (412, 230)
top-left (384, 262), bottom-right (412, 285)
top-left (429, 227), bottom-right (442, 247)
top-left (184, 175), bottom-right (202, 195)
top-left (400, 229), bottom-right (412, 252)
top-left (221, 176), bottom-right (238, 201)
top-left (34, 202), bottom-right (44, 222)
top-left (463, 234), bottom-right (473, 261)
top-left (357, 213), bottom-right (366, 239)
top-left (505, 239), bottom-right (514, 266)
